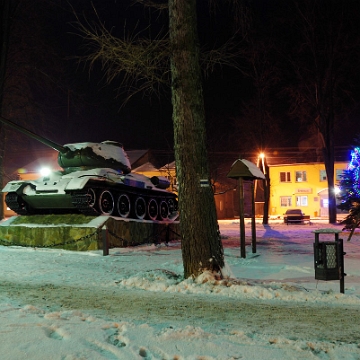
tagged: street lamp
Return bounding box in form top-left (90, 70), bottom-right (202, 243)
top-left (258, 152), bottom-right (266, 174)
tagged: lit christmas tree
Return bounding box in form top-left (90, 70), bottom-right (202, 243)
top-left (337, 145), bottom-right (360, 240)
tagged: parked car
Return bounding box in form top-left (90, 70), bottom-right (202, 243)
top-left (283, 209), bottom-right (311, 224)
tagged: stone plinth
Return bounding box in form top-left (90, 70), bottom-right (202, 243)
top-left (0, 215), bottom-right (180, 251)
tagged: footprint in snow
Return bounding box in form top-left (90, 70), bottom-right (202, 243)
top-left (42, 325), bottom-right (69, 340)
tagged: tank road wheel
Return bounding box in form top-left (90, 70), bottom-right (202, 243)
top-left (117, 194), bottom-right (131, 218)
top-left (148, 199), bottom-right (158, 221)
top-left (159, 200), bottom-right (169, 221)
top-left (86, 188), bottom-right (96, 208)
top-left (167, 198), bottom-right (176, 214)
top-left (134, 197), bottom-right (146, 220)
top-left (99, 190), bottom-right (115, 215)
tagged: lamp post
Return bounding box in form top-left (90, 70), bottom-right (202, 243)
top-left (256, 152), bottom-right (270, 225)
top-left (254, 152), bottom-right (265, 202)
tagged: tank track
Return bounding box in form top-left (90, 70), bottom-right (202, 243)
top-left (71, 191), bottom-right (98, 216)
top-left (5, 187), bottom-right (178, 221)
top-left (5, 192), bottom-right (30, 215)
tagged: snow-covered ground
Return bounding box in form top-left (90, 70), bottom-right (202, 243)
top-left (1, 218), bottom-right (360, 359)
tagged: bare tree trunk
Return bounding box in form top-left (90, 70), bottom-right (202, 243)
top-left (263, 175), bottom-right (270, 225)
top-left (322, 111), bottom-right (337, 224)
top-left (169, 0), bottom-right (224, 278)
top-left (0, 0), bottom-right (11, 220)
top-left (326, 158), bottom-right (337, 224)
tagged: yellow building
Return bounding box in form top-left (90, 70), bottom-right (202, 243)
top-left (268, 162), bottom-right (348, 218)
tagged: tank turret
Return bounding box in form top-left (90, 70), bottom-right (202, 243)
top-left (0, 116), bottom-right (177, 220)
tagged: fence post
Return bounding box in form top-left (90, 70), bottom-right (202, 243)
top-left (102, 227), bottom-right (109, 256)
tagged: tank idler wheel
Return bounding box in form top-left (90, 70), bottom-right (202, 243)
top-left (148, 199), bottom-right (158, 221)
top-left (99, 190), bottom-right (115, 215)
top-left (117, 194), bottom-right (131, 218)
top-left (87, 188), bottom-right (96, 208)
top-left (159, 200), bottom-right (169, 221)
top-left (134, 197), bottom-right (146, 220)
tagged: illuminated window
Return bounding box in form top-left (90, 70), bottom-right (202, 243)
top-left (280, 196), bottom-right (292, 207)
top-left (280, 172), bottom-right (291, 182)
top-left (296, 195), bottom-right (308, 206)
top-left (295, 171), bottom-right (307, 182)
top-left (320, 170), bottom-right (327, 181)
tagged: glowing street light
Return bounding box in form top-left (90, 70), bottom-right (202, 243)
top-left (39, 167), bottom-right (51, 177)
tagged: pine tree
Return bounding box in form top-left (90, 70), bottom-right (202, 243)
top-left (337, 145), bottom-right (360, 240)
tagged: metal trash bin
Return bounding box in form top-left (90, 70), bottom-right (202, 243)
top-left (313, 229), bottom-right (346, 293)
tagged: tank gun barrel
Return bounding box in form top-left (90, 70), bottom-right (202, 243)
top-left (0, 116), bottom-right (67, 153)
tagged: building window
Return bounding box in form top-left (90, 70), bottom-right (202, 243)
top-left (336, 169), bottom-right (345, 181)
top-left (280, 196), bottom-right (292, 207)
top-left (296, 195), bottom-right (308, 206)
top-left (320, 170), bottom-right (327, 181)
top-left (295, 171), bottom-right (307, 182)
top-left (280, 172), bottom-right (291, 182)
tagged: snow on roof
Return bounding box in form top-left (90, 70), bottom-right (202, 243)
top-left (132, 162), bottom-right (159, 173)
top-left (227, 158), bottom-right (265, 180)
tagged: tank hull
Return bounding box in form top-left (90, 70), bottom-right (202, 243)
top-left (3, 168), bottom-right (178, 221)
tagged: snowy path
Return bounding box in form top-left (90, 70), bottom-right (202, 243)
top-left (1, 278), bottom-right (359, 344)
top-left (1, 219), bottom-right (360, 359)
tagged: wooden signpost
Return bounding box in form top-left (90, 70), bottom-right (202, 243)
top-left (227, 159), bottom-right (265, 258)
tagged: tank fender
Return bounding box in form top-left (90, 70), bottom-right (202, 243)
top-left (151, 176), bottom-right (171, 189)
top-left (65, 176), bottom-right (93, 191)
top-left (2, 180), bottom-right (31, 194)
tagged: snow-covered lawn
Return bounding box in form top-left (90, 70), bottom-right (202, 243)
top-left (1, 218), bottom-right (360, 359)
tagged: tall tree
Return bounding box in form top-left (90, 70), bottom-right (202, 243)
top-left (169, 0), bottom-right (224, 277)
top-left (75, 1), bottom-right (226, 278)
top-left (229, 3), bottom-right (283, 224)
top-left (0, 0), bottom-right (13, 219)
top-left (283, 0), bottom-right (360, 223)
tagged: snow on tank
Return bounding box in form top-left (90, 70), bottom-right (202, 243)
top-left (59, 141), bottom-right (131, 174)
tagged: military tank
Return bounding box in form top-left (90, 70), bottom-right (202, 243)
top-left (0, 116), bottom-right (178, 221)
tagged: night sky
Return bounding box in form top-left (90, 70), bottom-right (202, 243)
top-left (2, 0), bottom-right (360, 171)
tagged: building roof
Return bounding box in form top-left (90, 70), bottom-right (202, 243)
top-left (132, 162), bottom-right (159, 173)
top-left (227, 159), bottom-right (265, 180)
top-left (126, 150), bottom-right (149, 166)
top-left (160, 161), bottom-right (176, 171)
